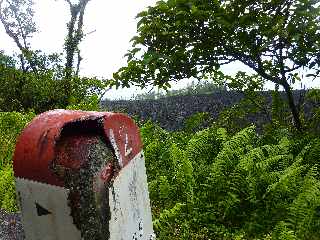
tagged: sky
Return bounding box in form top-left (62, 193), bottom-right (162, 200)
top-left (0, 0), bottom-right (161, 99)
top-left (0, 0), bottom-right (318, 99)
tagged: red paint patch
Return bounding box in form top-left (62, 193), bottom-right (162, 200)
top-left (104, 114), bottom-right (143, 168)
top-left (100, 162), bottom-right (114, 182)
top-left (13, 110), bottom-right (142, 187)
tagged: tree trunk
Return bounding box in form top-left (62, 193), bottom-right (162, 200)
top-left (282, 81), bottom-right (302, 132)
top-left (63, 0), bottom-right (90, 106)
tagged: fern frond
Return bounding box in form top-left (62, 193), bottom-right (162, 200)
top-left (153, 202), bottom-right (185, 231)
top-left (170, 143), bottom-right (195, 203)
top-left (265, 161), bottom-right (307, 199)
top-left (209, 126), bottom-right (256, 187)
top-left (287, 165), bottom-right (320, 239)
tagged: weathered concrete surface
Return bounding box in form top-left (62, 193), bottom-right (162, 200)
top-left (15, 179), bottom-right (81, 240)
top-left (11, 110), bottom-right (154, 239)
top-left (13, 110), bottom-right (153, 240)
top-left (109, 151), bottom-right (155, 240)
top-left (11, 146), bottom-right (155, 240)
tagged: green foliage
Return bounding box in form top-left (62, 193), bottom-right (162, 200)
top-left (271, 222), bottom-right (298, 240)
top-left (306, 89), bottom-right (320, 134)
top-left (0, 111), bottom-right (35, 168)
top-left (0, 111), bottom-right (34, 212)
top-left (0, 0), bottom-right (107, 111)
top-left (140, 118), bottom-right (320, 239)
top-left (0, 51), bottom-right (108, 113)
top-left (271, 86), bottom-right (288, 126)
top-left (0, 61), bottom-right (62, 112)
top-left (0, 165), bottom-right (18, 212)
top-left (153, 202), bottom-right (189, 239)
top-left (66, 95), bottom-right (100, 111)
top-left (183, 112), bottom-right (212, 133)
top-left (115, 0), bottom-right (320, 130)
top-left (0, 109), bottom-right (319, 239)
top-left (287, 166), bottom-right (320, 239)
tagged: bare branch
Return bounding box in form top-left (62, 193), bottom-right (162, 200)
top-left (65, 0), bottom-right (73, 8)
top-left (284, 64), bottom-right (303, 73)
top-left (0, 1), bottom-right (23, 49)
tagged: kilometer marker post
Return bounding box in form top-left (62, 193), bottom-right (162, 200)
top-left (13, 110), bottom-right (155, 240)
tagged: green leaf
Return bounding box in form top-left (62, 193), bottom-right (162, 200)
top-left (157, 1), bottom-right (169, 11)
top-left (167, 0), bottom-right (176, 8)
top-left (136, 10), bottom-right (148, 18)
top-left (309, 61), bottom-right (316, 68)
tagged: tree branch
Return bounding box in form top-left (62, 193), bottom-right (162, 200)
top-left (9, 2), bottom-right (28, 49)
top-left (65, 0), bottom-right (73, 8)
top-left (75, 49), bottom-right (82, 76)
top-left (0, 0), bottom-right (38, 74)
top-left (0, 1), bottom-right (24, 52)
top-left (284, 64), bottom-right (303, 73)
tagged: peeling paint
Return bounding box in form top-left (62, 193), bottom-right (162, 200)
top-left (13, 110), bottom-right (154, 240)
top-left (56, 135), bottom-right (114, 240)
top-left (15, 178), bottom-right (81, 240)
top-left (108, 152), bottom-right (154, 240)
top-left (109, 128), bottom-right (123, 168)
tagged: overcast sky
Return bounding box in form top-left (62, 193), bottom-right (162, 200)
top-left (1, 0), bottom-right (158, 75)
top-left (0, 0), bottom-right (317, 99)
top-left (0, 0), bottom-right (163, 99)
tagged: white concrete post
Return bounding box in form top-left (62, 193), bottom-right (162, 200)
top-left (13, 110), bottom-right (155, 240)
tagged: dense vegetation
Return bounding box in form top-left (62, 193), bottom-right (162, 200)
top-left (1, 101), bottom-right (320, 239)
top-left (0, 0), bottom-right (320, 239)
top-left (115, 0), bottom-right (320, 132)
top-left (0, 111), bottom-right (34, 211)
top-left (141, 118), bottom-right (320, 239)
top-left (0, 0), bottom-right (107, 112)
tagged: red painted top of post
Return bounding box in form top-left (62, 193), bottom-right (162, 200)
top-left (13, 110), bottom-right (143, 187)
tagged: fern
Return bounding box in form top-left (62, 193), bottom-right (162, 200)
top-left (153, 202), bottom-right (186, 239)
top-left (170, 143), bottom-right (195, 204)
top-left (1, 110), bottom-right (319, 239)
top-left (186, 127), bottom-right (226, 184)
top-left (271, 221), bottom-right (298, 240)
top-left (208, 126), bottom-right (256, 193)
top-left (203, 127), bottom-right (257, 229)
top-left (158, 175), bottom-right (171, 201)
top-left (300, 138), bottom-right (320, 166)
top-left (153, 202), bottom-right (185, 230)
top-left (287, 165), bottom-right (320, 239)
top-left (186, 127), bottom-right (223, 165)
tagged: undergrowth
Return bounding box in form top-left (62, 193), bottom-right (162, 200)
top-left (141, 119), bottom-right (320, 239)
top-left (0, 111), bottom-right (35, 212)
top-left (0, 111), bottom-right (319, 239)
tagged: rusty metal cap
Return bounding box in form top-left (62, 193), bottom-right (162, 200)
top-left (13, 110), bottom-right (142, 187)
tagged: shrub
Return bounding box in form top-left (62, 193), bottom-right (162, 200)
top-left (0, 111), bottom-right (34, 211)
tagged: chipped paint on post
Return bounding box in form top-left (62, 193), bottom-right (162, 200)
top-left (15, 178), bottom-right (81, 240)
top-left (13, 110), bottom-right (155, 240)
top-left (109, 128), bottom-right (123, 168)
top-left (109, 151), bottom-right (154, 240)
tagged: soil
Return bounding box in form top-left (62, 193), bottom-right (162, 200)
top-left (0, 209), bottom-right (24, 240)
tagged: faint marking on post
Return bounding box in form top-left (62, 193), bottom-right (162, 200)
top-left (109, 129), bottom-right (123, 167)
top-left (125, 133), bottom-right (133, 157)
top-left (108, 152), bottom-right (154, 240)
top-left (13, 110), bottom-right (155, 240)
